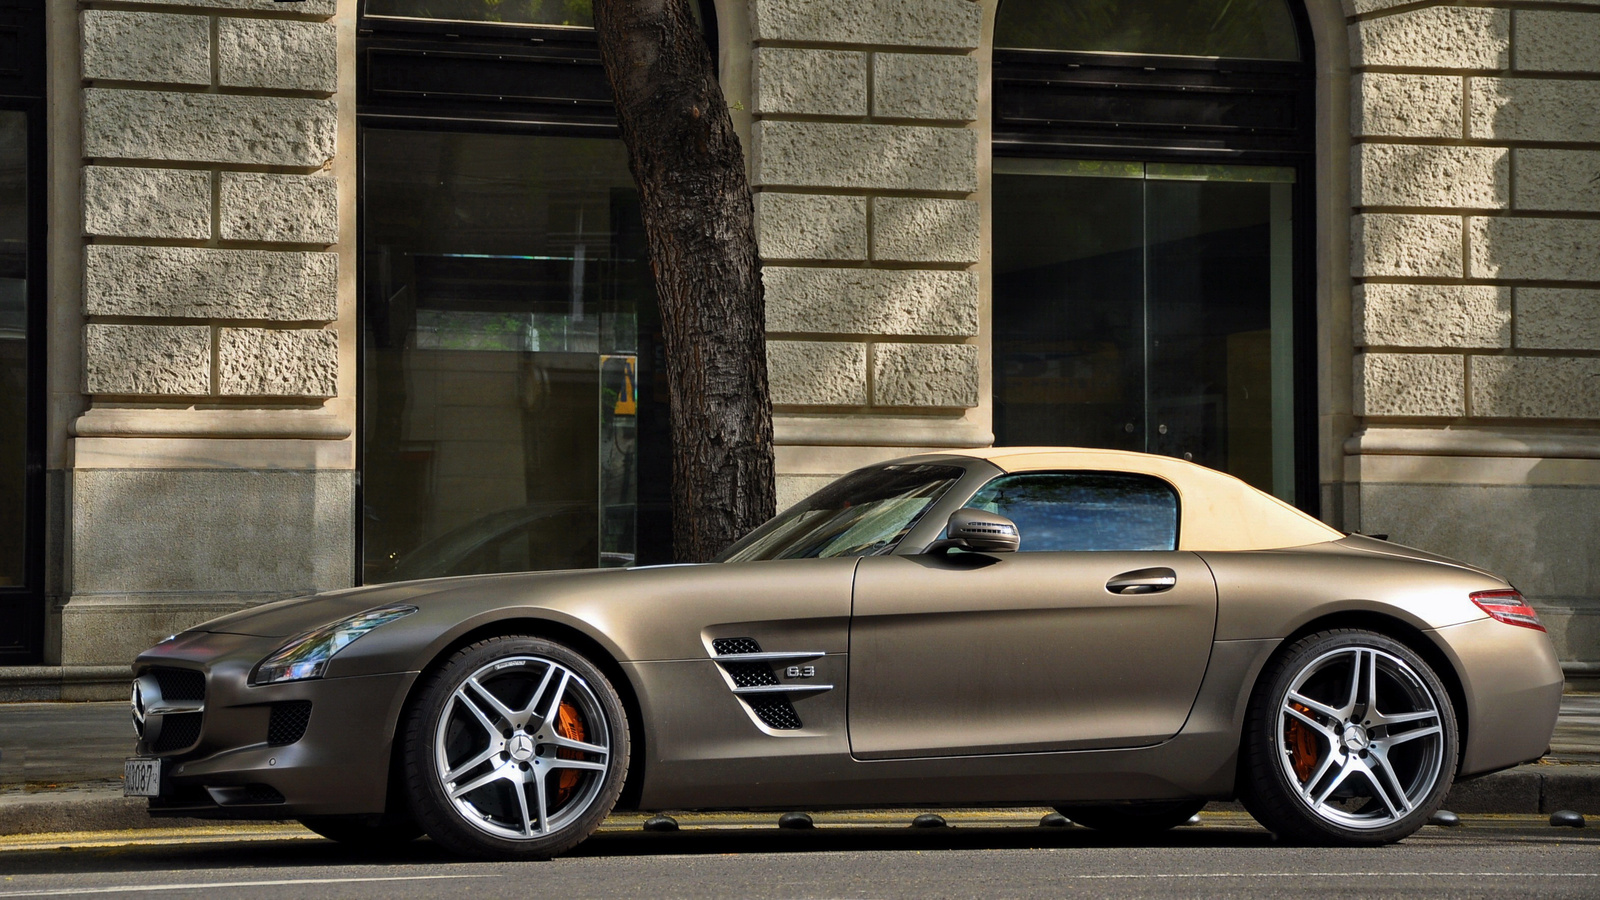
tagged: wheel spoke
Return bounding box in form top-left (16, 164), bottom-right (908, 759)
top-left (444, 745), bottom-right (500, 783)
top-left (511, 665), bottom-right (558, 730)
top-left (531, 763), bottom-right (550, 835)
top-left (513, 776), bottom-right (534, 837)
top-left (452, 688), bottom-right (502, 739)
top-left (1298, 746), bottom-right (1341, 798)
top-left (1284, 703), bottom-right (1339, 740)
top-left (1361, 649), bottom-right (1381, 713)
top-left (528, 670), bottom-right (572, 734)
top-left (1383, 723), bottom-right (1442, 747)
top-left (1363, 753), bottom-right (1411, 818)
top-left (1376, 708), bottom-right (1437, 727)
top-left (1341, 650), bottom-right (1365, 716)
top-left (549, 734), bottom-right (608, 756)
top-left (1287, 691), bottom-right (1342, 723)
top-left (546, 757), bottom-right (607, 772)
top-left (1313, 758), bottom-right (1354, 807)
top-left (449, 763), bottom-right (511, 800)
top-left (464, 678), bottom-right (517, 728)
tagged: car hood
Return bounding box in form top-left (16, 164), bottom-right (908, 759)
top-left (192, 568), bottom-right (624, 638)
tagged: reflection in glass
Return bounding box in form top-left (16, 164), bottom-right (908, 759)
top-left (718, 465), bottom-right (965, 562)
top-left (993, 159), bottom-right (1296, 500)
top-left (366, 0), bottom-right (594, 27)
top-left (995, 0), bottom-right (1300, 60)
top-left (362, 129), bottom-right (670, 583)
top-left (968, 473), bottom-right (1179, 552)
top-left (0, 112), bottom-right (26, 588)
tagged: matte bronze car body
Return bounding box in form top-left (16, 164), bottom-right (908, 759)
top-left (130, 448), bottom-right (1563, 852)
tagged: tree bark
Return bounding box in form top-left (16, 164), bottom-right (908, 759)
top-left (592, 0), bottom-right (775, 562)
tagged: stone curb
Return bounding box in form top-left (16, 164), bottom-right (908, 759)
top-left (2, 767), bottom-right (1594, 838)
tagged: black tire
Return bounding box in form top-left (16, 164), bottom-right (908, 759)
top-left (403, 636), bottom-right (630, 860)
top-left (1054, 800), bottom-right (1206, 835)
top-left (299, 813), bottom-right (423, 850)
top-left (1240, 629), bottom-right (1458, 846)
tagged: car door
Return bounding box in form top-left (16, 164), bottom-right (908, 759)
top-left (847, 470), bottom-right (1218, 760)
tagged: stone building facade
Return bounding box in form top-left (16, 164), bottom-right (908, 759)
top-left (1, 0), bottom-right (1596, 698)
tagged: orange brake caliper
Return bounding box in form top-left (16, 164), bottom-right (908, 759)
top-left (1285, 702), bottom-right (1321, 782)
top-left (553, 702), bottom-right (587, 806)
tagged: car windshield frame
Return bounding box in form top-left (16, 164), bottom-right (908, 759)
top-left (715, 464), bottom-right (968, 562)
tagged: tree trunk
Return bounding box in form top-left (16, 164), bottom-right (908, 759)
top-left (592, 0), bottom-right (775, 562)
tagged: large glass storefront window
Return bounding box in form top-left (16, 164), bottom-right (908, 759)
top-left (0, 111), bottom-right (26, 589)
top-left (993, 160), bottom-right (1296, 500)
top-left (362, 130), bottom-right (670, 583)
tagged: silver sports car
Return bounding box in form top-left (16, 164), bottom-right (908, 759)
top-left (128, 448), bottom-right (1563, 857)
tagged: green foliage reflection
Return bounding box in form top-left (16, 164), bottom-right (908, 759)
top-left (996, 0), bottom-right (1299, 61)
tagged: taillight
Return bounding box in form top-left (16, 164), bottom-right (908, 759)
top-left (1470, 589), bottom-right (1545, 632)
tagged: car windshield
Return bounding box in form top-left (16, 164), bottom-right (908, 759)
top-left (717, 465), bottom-right (966, 562)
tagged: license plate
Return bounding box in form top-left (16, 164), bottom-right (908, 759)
top-left (124, 757), bottom-right (161, 797)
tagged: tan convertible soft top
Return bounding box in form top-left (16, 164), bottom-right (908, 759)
top-left (941, 447), bottom-right (1343, 552)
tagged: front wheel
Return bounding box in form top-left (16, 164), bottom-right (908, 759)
top-left (403, 636), bottom-right (630, 859)
top-left (1240, 629), bottom-right (1458, 845)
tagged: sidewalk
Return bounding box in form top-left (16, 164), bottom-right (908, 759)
top-left (1, 695), bottom-right (1595, 836)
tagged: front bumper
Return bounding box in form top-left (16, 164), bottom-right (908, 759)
top-left (133, 631), bottom-right (418, 819)
top-left (1429, 616), bottom-right (1564, 776)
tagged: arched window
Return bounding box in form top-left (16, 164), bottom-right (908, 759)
top-left (991, 0), bottom-right (1314, 508)
top-left (356, 2), bottom-right (714, 582)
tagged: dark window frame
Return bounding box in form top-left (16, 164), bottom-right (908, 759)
top-left (966, 470), bottom-right (1182, 552)
top-left (991, 0), bottom-right (1319, 516)
top-left (0, 0), bottom-right (46, 663)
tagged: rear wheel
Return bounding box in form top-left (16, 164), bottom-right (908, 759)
top-left (403, 636), bottom-right (629, 859)
top-left (1054, 800), bottom-right (1206, 835)
top-left (1240, 629), bottom-right (1457, 845)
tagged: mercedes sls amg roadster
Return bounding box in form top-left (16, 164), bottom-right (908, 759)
top-left (127, 448), bottom-right (1563, 856)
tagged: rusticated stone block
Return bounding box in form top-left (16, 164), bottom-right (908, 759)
top-left (1354, 284), bottom-right (1509, 349)
top-left (873, 342), bottom-right (978, 407)
top-left (1352, 144), bottom-right (1507, 209)
top-left (220, 173), bottom-right (338, 244)
top-left (755, 193), bottom-right (867, 261)
top-left (1471, 78), bottom-right (1600, 143)
top-left (81, 11), bottom-right (210, 86)
top-left (1351, 73), bottom-right (1463, 139)
top-left (218, 18), bottom-right (337, 92)
top-left (83, 90), bottom-right (337, 167)
top-left (1352, 214), bottom-right (1462, 278)
top-left (1351, 7), bottom-right (1509, 70)
top-left (219, 328), bottom-right (339, 397)
top-left (85, 246), bottom-right (338, 321)
top-left (752, 0), bottom-right (981, 49)
top-left (1469, 217), bottom-right (1600, 281)
top-left (82, 167), bottom-right (210, 239)
top-left (754, 121), bottom-right (978, 192)
top-left (118, 0), bottom-right (336, 13)
top-left (765, 267), bottom-right (978, 336)
top-left (84, 324), bottom-right (210, 396)
top-left (1353, 353), bottom-right (1465, 418)
top-left (872, 197), bottom-right (979, 264)
top-left (1514, 10), bottom-right (1600, 72)
top-left (1471, 356), bottom-right (1600, 419)
top-left (1514, 149), bottom-right (1600, 213)
top-left (1517, 288), bottom-right (1600, 351)
top-left (873, 53), bottom-right (979, 121)
top-left (767, 341), bottom-right (868, 406)
top-left (753, 48), bottom-right (866, 116)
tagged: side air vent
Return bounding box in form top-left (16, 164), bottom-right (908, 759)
top-left (267, 701), bottom-right (312, 746)
top-left (721, 662), bottom-right (780, 689)
top-left (747, 696), bottom-right (804, 730)
top-left (712, 637), bottom-right (762, 656)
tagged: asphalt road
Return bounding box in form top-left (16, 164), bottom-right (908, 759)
top-left (0, 812), bottom-right (1595, 899)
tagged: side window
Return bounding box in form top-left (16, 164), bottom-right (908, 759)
top-left (967, 472), bottom-right (1179, 551)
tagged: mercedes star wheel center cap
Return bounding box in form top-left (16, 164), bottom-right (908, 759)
top-left (509, 733), bottom-right (535, 762)
top-left (1342, 723), bottom-right (1370, 752)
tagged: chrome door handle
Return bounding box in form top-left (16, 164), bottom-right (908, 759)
top-left (1105, 567), bottom-right (1177, 595)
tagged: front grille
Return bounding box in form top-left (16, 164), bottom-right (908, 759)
top-left (151, 667), bottom-right (205, 702)
top-left (267, 701), bottom-right (312, 746)
top-left (746, 696), bottom-right (803, 730)
top-left (722, 662), bottom-right (779, 688)
top-left (155, 712), bottom-right (203, 752)
top-left (712, 637), bottom-right (762, 656)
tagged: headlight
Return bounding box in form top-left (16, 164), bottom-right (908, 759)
top-left (251, 604), bottom-right (418, 685)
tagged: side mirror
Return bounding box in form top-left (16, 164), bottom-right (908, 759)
top-left (927, 508), bottom-right (1020, 554)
